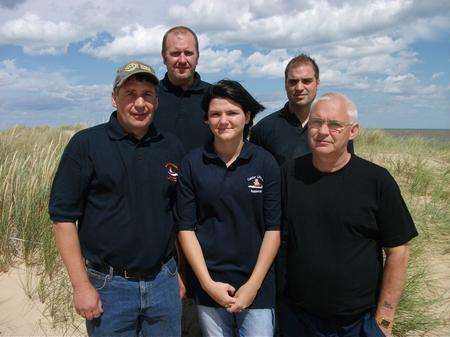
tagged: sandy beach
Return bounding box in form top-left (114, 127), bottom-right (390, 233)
top-left (0, 265), bottom-right (85, 337)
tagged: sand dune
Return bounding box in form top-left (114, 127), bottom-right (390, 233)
top-left (0, 265), bottom-right (85, 337)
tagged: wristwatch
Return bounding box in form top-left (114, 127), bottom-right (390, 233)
top-left (377, 317), bottom-right (392, 329)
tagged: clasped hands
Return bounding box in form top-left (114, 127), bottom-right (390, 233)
top-left (204, 280), bottom-right (258, 313)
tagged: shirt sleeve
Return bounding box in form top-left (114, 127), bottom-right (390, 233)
top-left (174, 156), bottom-right (198, 231)
top-left (262, 152), bottom-right (281, 231)
top-left (48, 134), bottom-right (92, 223)
top-left (376, 169), bottom-right (418, 247)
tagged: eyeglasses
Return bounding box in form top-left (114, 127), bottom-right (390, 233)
top-left (308, 117), bottom-right (353, 132)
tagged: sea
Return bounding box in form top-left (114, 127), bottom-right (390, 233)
top-left (369, 129), bottom-right (450, 143)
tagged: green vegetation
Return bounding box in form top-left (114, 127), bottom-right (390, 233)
top-left (0, 126), bottom-right (449, 336)
top-left (357, 128), bottom-right (450, 336)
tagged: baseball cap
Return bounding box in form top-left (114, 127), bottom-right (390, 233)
top-left (113, 61), bottom-right (159, 90)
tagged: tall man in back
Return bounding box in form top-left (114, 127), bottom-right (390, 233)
top-left (281, 93), bottom-right (417, 337)
top-left (155, 25), bottom-right (211, 337)
top-left (155, 26), bottom-right (212, 152)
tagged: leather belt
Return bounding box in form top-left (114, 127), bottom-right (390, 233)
top-left (86, 255), bottom-right (172, 281)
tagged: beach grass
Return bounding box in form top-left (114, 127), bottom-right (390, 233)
top-left (0, 125), bottom-right (449, 336)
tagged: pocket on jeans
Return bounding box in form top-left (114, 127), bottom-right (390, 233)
top-left (86, 268), bottom-right (110, 290)
top-left (162, 258), bottom-right (177, 277)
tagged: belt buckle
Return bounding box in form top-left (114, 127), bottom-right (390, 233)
top-left (123, 269), bottom-right (132, 279)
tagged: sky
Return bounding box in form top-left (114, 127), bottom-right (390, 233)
top-left (0, 0), bottom-right (449, 130)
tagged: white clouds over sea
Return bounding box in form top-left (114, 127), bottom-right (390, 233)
top-left (0, 0), bottom-right (449, 128)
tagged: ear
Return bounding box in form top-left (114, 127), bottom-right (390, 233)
top-left (111, 92), bottom-right (117, 108)
top-left (316, 78), bottom-right (320, 88)
top-left (162, 52), bottom-right (167, 66)
top-left (348, 122), bottom-right (360, 140)
top-left (245, 111), bottom-right (251, 124)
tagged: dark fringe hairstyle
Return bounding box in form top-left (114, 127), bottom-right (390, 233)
top-left (201, 79), bottom-right (265, 139)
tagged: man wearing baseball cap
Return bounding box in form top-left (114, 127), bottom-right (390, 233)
top-left (49, 61), bottom-right (184, 336)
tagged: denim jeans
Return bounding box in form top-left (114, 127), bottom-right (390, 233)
top-left (86, 257), bottom-right (181, 337)
top-left (280, 299), bottom-right (385, 337)
top-left (197, 305), bottom-right (274, 337)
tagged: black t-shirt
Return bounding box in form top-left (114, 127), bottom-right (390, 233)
top-left (282, 154), bottom-right (418, 318)
top-left (154, 72), bottom-right (213, 153)
top-left (175, 141), bottom-right (281, 308)
top-left (49, 112), bottom-right (185, 271)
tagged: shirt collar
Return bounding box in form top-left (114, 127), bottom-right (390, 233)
top-left (280, 102), bottom-right (308, 132)
top-left (202, 140), bottom-right (253, 164)
top-left (106, 111), bottom-right (161, 142)
top-left (160, 72), bottom-right (207, 93)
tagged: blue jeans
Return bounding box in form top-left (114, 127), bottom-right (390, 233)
top-left (197, 305), bottom-right (274, 337)
top-left (280, 300), bottom-right (385, 337)
top-left (86, 258), bottom-right (181, 337)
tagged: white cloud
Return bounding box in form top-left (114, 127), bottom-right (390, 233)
top-left (0, 0), bottom-right (26, 9)
top-left (432, 72), bottom-right (444, 80)
top-left (0, 13), bottom-right (84, 54)
top-left (244, 49), bottom-right (290, 78)
top-left (0, 0), bottom-right (449, 128)
top-left (81, 24), bottom-right (166, 61)
top-left (0, 59), bottom-right (111, 128)
top-left (168, 0), bottom-right (246, 31)
top-left (198, 48), bottom-right (243, 74)
top-left (1, 0), bottom-right (449, 61)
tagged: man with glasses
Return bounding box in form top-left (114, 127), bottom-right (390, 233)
top-left (250, 54), bottom-right (354, 336)
top-left (281, 93), bottom-right (417, 337)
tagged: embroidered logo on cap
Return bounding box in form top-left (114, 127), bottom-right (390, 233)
top-left (247, 175), bottom-right (263, 193)
top-left (165, 163), bottom-right (179, 183)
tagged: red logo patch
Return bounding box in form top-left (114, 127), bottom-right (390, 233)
top-left (165, 162), bottom-right (179, 183)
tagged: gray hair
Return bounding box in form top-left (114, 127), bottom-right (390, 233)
top-left (311, 92), bottom-right (358, 122)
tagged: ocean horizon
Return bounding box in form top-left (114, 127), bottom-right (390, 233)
top-left (366, 128), bottom-right (450, 142)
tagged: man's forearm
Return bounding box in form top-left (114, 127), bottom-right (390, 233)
top-left (53, 222), bottom-right (103, 319)
top-left (376, 244), bottom-right (410, 327)
top-left (53, 222), bottom-right (90, 288)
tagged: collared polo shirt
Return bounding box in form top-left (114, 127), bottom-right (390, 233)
top-left (49, 112), bottom-right (185, 271)
top-left (154, 72), bottom-right (213, 152)
top-left (175, 141), bottom-right (281, 308)
top-left (250, 103), bottom-right (354, 165)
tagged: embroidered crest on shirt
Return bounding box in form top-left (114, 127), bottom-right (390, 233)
top-left (247, 175), bottom-right (263, 193)
top-left (165, 163), bottom-right (179, 183)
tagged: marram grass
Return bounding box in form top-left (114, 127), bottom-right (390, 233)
top-left (0, 126), bottom-right (448, 336)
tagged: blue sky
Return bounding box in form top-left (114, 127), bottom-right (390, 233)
top-left (0, 0), bottom-right (449, 130)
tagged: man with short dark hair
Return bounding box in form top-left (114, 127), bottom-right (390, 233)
top-left (49, 61), bottom-right (184, 337)
top-left (250, 54), bottom-right (353, 165)
top-left (281, 93), bottom-right (417, 337)
top-left (155, 26), bottom-right (212, 152)
top-left (250, 54), bottom-right (321, 165)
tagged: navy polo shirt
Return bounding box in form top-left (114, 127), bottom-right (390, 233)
top-left (175, 141), bottom-right (281, 308)
top-left (154, 72), bottom-right (213, 152)
top-left (250, 103), bottom-right (354, 165)
top-left (49, 112), bottom-right (185, 271)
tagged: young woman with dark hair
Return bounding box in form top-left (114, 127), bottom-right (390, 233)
top-left (176, 80), bottom-right (281, 336)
